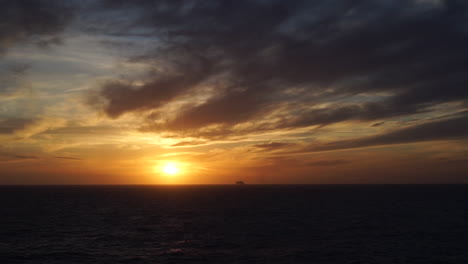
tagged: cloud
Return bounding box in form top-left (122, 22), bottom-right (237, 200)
top-left (54, 156), bottom-right (83, 160)
top-left (0, 118), bottom-right (36, 134)
top-left (276, 102), bottom-right (421, 129)
top-left (87, 0), bottom-right (468, 138)
top-left (371, 122), bottom-right (385, 127)
top-left (295, 114), bottom-right (468, 153)
top-left (438, 158), bottom-right (468, 165)
top-left (0, 0), bottom-right (72, 54)
top-left (93, 55), bottom-right (215, 118)
top-left (0, 151), bottom-right (38, 163)
top-left (11, 154), bottom-right (38, 160)
top-left (307, 159), bottom-right (351, 166)
top-left (170, 140), bottom-right (207, 147)
top-left (0, 63), bottom-right (31, 98)
top-left (0, 117), bottom-right (67, 138)
top-left (252, 142), bottom-right (293, 152)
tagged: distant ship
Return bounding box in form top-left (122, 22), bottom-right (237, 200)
top-left (235, 181), bottom-right (245, 185)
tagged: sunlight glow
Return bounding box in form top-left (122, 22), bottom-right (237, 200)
top-left (162, 162), bottom-right (179, 176)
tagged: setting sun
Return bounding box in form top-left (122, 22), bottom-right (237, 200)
top-left (162, 162), bottom-right (180, 176)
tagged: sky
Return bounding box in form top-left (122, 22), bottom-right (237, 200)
top-left (0, 0), bottom-right (467, 184)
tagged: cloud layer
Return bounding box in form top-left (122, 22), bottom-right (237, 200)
top-left (293, 114), bottom-right (468, 153)
top-left (89, 0), bottom-right (468, 139)
top-left (0, 0), bottom-right (72, 54)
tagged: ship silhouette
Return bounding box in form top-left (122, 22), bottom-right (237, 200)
top-left (235, 181), bottom-right (245, 185)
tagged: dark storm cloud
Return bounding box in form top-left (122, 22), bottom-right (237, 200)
top-left (296, 114), bottom-right (468, 153)
top-left (91, 0), bottom-right (468, 137)
top-left (0, 0), bottom-right (72, 54)
top-left (0, 118), bottom-right (36, 134)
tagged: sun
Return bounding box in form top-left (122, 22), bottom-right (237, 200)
top-left (162, 162), bottom-right (179, 176)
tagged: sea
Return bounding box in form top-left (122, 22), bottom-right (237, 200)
top-left (0, 185), bottom-right (467, 263)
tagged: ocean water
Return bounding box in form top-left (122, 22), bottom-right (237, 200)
top-left (0, 185), bottom-right (467, 263)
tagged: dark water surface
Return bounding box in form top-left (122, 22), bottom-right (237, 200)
top-left (1, 185), bottom-right (467, 263)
